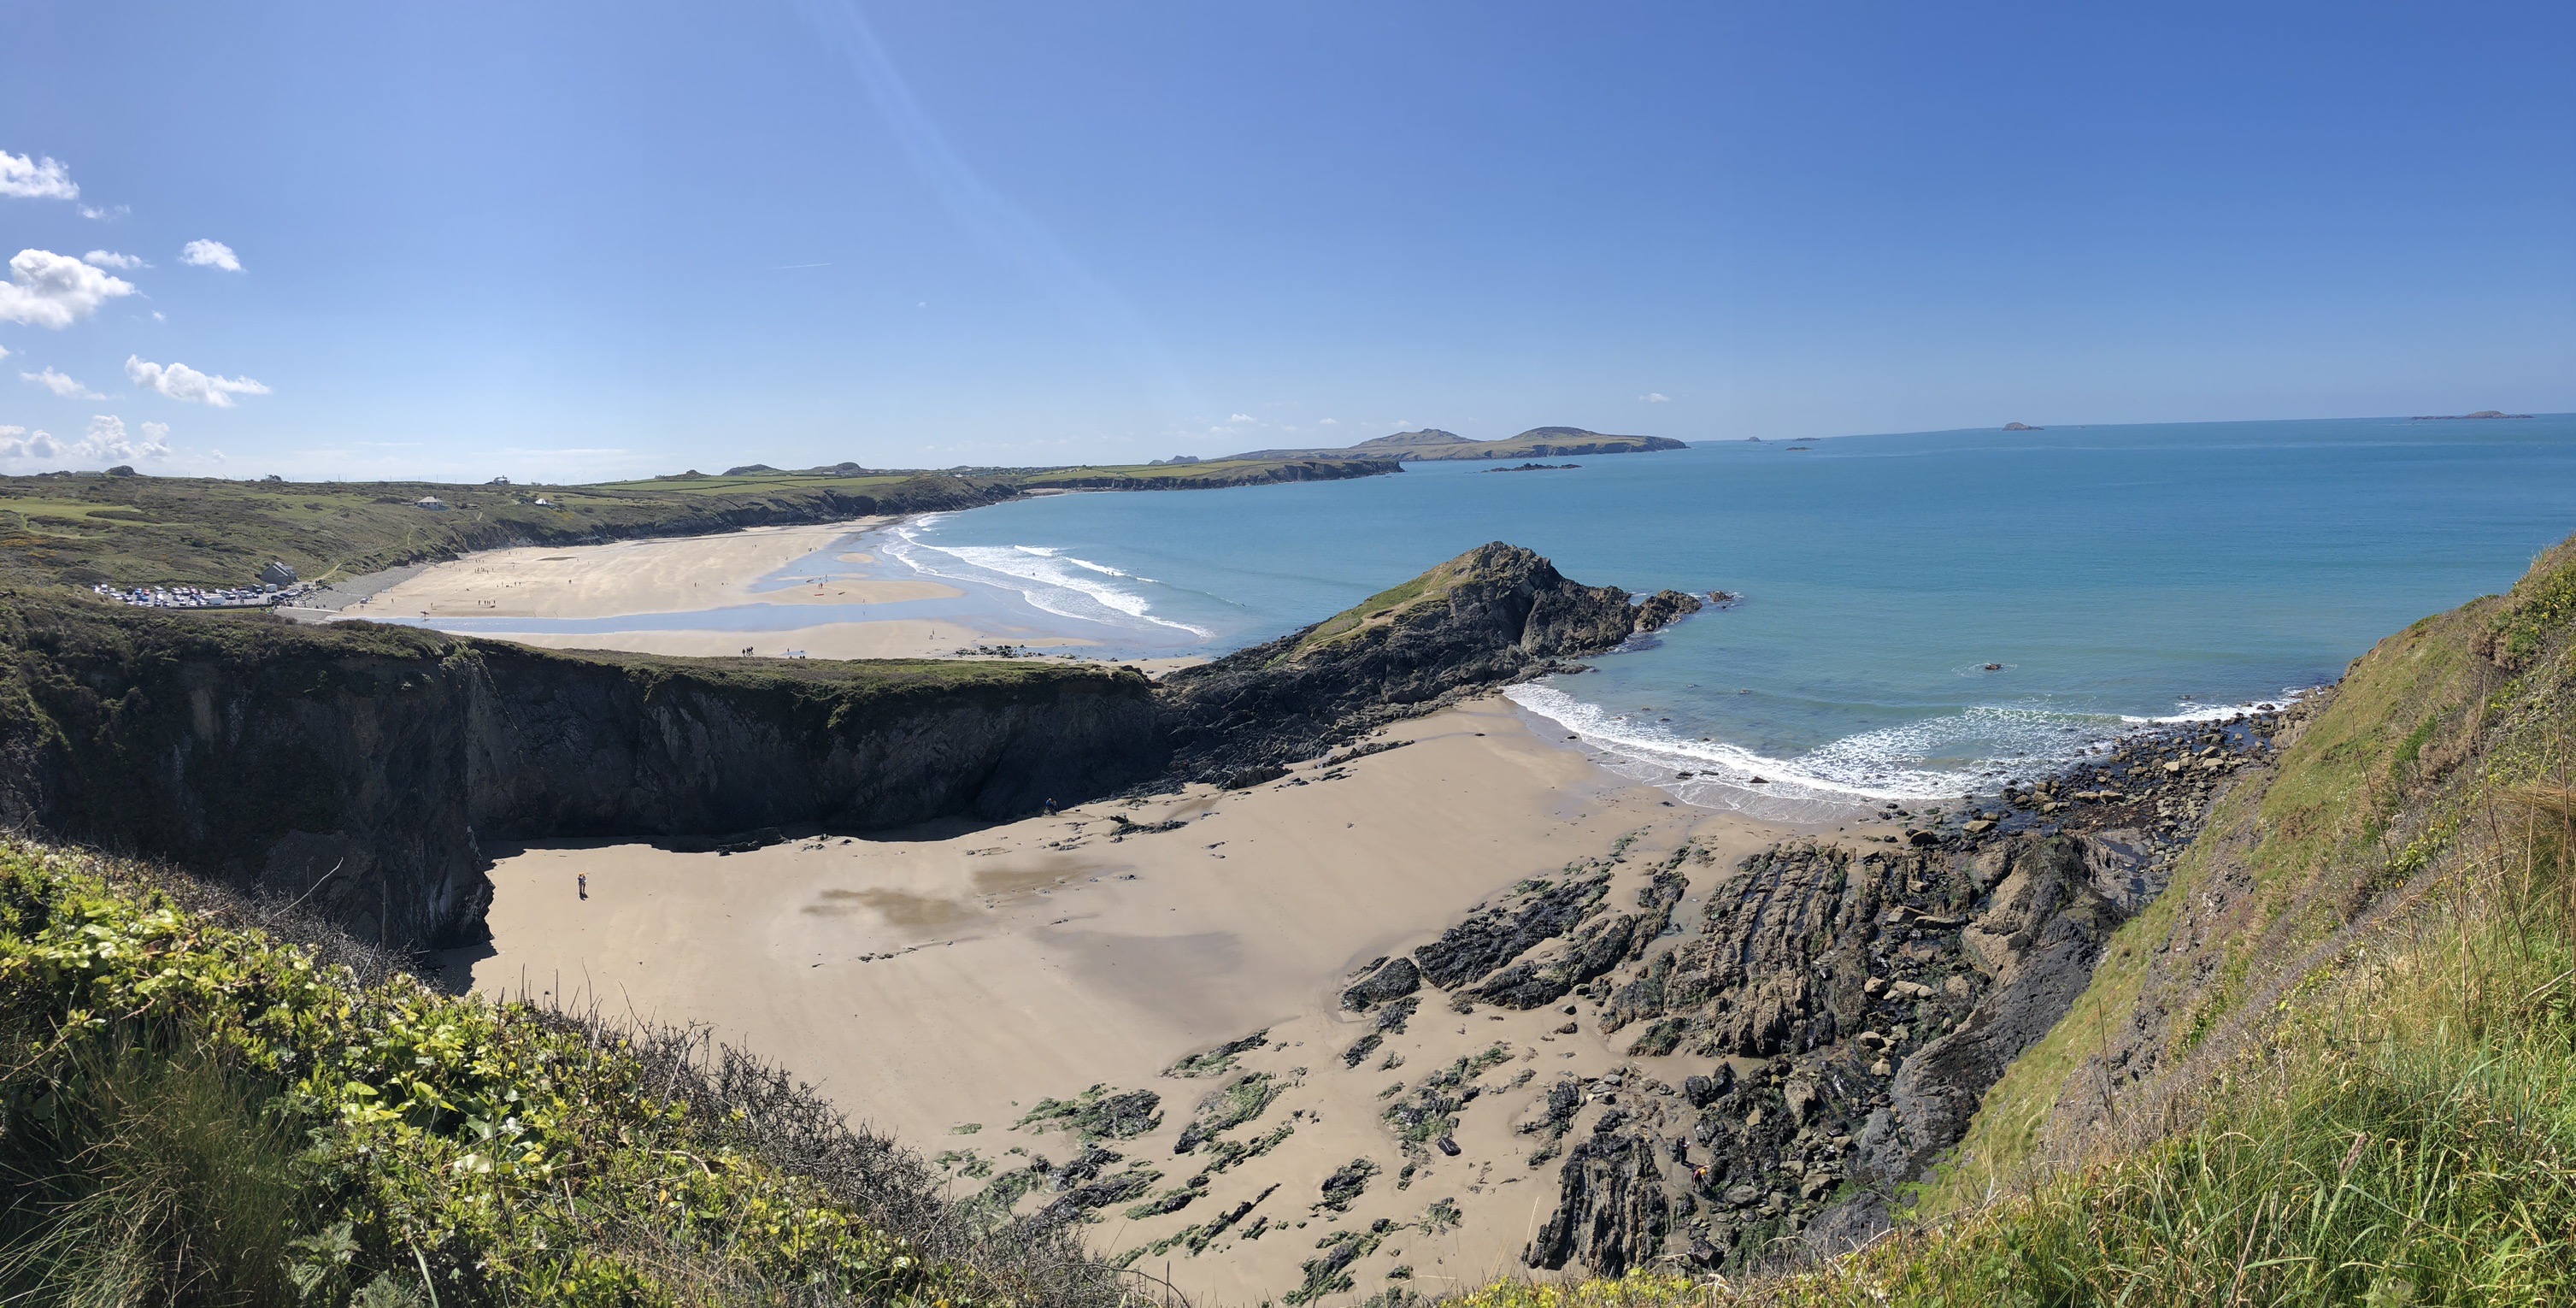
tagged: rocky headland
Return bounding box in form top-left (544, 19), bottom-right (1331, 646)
top-left (1158, 543), bottom-right (1703, 786)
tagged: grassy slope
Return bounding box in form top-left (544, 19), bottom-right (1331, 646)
top-left (1288, 560), bottom-right (1465, 659)
top-left (0, 457), bottom-right (1391, 595)
top-left (0, 839), bottom-right (1085, 1307)
top-left (1396, 434), bottom-right (1679, 460)
top-left (1456, 538), bottom-right (2576, 1305)
top-left (0, 472), bottom-right (1011, 592)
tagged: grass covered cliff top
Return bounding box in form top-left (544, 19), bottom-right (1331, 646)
top-left (0, 457), bottom-right (1394, 595)
top-left (0, 839), bottom-right (1132, 1307)
top-left (0, 587), bottom-right (1147, 703)
top-left (1458, 539), bottom-right (2576, 1305)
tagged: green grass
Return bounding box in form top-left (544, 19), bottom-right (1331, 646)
top-left (0, 457), bottom-right (1389, 596)
top-left (1291, 562), bottom-right (1465, 659)
top-left (0, 839), bottom-right (999, 1306)
top-left (1451, 535), bottom-right (2576, 1305)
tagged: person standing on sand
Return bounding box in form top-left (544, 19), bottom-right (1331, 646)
top-left (578, 873), bottom-right (588, 900)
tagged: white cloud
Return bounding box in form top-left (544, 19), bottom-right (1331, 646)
top-left (126, 355), bottom-right (271, 407)
top-left (179, 239), bottom-right (241, 272)
top-left (0, 426), bottom-right (60, 459)
top-left (0, 150), bottom-right (78, 200)
top-left (78, 203), bottom-right (129, 221)
top-left (0, 412), bottom-right (185, 465)
top-left (0, 249), bottom-right (138, 328)
top-left (0, 344), bottom-right (9, 361)
top-left (83, 250), bottom-right (146, 270)
top-left (1641, 392), bottom-right (1671, 403)
top-left (1318, 417), bottom-right (1338, 426)
top-left (1227, 413), bottom-right (1256, 424)
top-left (22, 367), bottom-right (103, 399)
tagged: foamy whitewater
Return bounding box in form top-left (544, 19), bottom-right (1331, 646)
top-left (894, 415), bottom-right (2576, 816)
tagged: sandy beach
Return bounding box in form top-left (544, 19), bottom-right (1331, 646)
top-left (357, 520), bottom-right (944, 619)
top-left (446, 697), bottom-right (1824, 1301)
top-left (324, 518), bottom-right (1197, 665)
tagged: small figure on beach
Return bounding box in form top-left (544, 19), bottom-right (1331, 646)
top-left (1043, 798), bottom-right (1057, 816)
top-left (578, 873), bottom-right (588, 900)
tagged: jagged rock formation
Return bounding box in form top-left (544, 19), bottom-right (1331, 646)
top-left (1158, 544), bottom-right (1703, 783)
top-left (1526, 1132), bottom-right (1672, 1274)
top-left (0, 594), bottom-right (1162, 949)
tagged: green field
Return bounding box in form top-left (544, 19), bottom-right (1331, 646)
top-left (0, 457), bottom-right (1391, 593)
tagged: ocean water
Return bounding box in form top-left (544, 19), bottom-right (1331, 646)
top-left (890, 416), bottom-right (2576, 817)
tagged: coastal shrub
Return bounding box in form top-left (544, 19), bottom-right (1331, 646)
top-left (1445, 546), bottom-right (2576, 1306)
top-left (0, 840), bottom-right (1105, 1307)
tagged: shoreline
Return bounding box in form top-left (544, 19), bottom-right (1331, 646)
top-left (442, 696), bottom-right (1845, 1300)
top-left (326, 504), bottom-right (2318, 822)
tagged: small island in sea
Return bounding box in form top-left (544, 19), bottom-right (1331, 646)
top-left (2412, 409), bottom-right (2533, 420)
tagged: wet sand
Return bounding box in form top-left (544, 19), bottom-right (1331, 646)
top-left (448, 698), bottom-right (1813, 1301)
top-left (358, 520), bottom-right (948, 620)
top-left (332, 519), bottom-right (1176, 663)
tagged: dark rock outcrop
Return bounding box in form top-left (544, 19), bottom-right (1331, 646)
top-left (1160, 543), bottom-right (1702, 782)
top-left (0, 595), bottom-right (1162, 949)
top-left (1526, 1131), bottom-right (1672, 1274)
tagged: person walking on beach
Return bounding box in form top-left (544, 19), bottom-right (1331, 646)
top-left (578, 873), bottom-right (588, 900)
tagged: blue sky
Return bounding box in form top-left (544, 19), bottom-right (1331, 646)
top-left (3, 2), bottom-right (2570, 480)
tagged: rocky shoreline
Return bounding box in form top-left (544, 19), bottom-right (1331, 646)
top-left (953, 697), bottom-right (2309, 1297)
top-left (1506, 702), bottom-right (2307, 1272)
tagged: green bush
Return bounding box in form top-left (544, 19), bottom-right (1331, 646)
top-left (0, 842), bottom-right (978, 1306)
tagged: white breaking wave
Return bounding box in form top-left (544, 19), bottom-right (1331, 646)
top-left (1506, 682), bottom-right (2309, 822)
top-left (885, 521), bottom-right (1212, 637)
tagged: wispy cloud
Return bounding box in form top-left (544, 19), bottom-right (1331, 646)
top-left (21, 367), bottom-right (103, 399)
top-left (83, 250), bottom-right (146, 270)
top-left (126, 356), bottom-right (272, 407)
top-left (797, 0), bottom-right (1191, 412)
top-left (0, 249), bottom-right (138, 328)
top-left (179, 239), bottom-right (242, 272)
top-left (79, 203), bottom-right (128, 221)
top-left (1227, 413), bottom-right (1257, 424)
top-left (1640, 392), bottom-right (1670, 403)
top-left (0, 150), bottom-right (77, 201)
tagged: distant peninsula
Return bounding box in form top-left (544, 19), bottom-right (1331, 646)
top-left (1226, 426), bottom-right (1687, 463)
top-left (2003, 421), bottom-right (2043, 431)
top-left (2411, 409), bottom-right (2533, 421)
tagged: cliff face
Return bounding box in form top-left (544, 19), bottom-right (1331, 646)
top-left (0, 596), bottom-right (1162, 949)
top-left (1157, 543), bottom-right (1703, 784)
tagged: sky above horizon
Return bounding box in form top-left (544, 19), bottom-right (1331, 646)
top-left (3, 2), bottom-right (2572, 481)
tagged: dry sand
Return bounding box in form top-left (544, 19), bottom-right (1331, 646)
top-left (449, 698), bottom-right (1814, 1302)
top-left (359, 519), bottom-right (950, 620)
top-left (333, 519), bottom-right (1191, 665)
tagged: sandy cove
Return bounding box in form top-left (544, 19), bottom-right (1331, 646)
top-left (445, 698), bottom-right (1828, 1302)
top-left (335, 517), bottom-right (1185, 664)
top-left (357, 518), bottom-right (952, 619)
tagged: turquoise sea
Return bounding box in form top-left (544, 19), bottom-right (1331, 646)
top-left (894, 416), bottom-right (2576, 816)
top-left (414, 416), bottom-right (2576, 819)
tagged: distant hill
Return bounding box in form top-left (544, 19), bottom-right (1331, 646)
top-left (1227, 427), bottom-right (1686, 462)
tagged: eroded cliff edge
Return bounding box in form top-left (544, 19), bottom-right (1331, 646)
top-left (0, 542), bottom-right (1695, 952)
top-left (0, 592), bottom-right (1162, 949)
